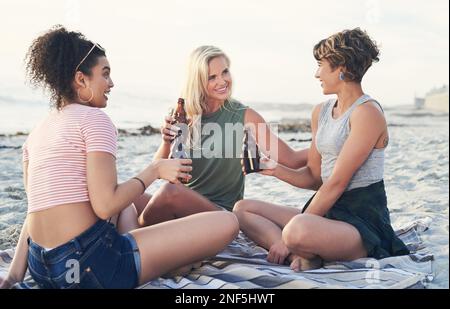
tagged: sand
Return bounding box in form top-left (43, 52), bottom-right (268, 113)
top-left (0, 106), bottom-right (448, 288)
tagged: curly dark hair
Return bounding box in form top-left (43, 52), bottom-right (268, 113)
top-left (313, 28), bottom-right (379, 82)
top-left (25, 25), bottom-right (106, 109)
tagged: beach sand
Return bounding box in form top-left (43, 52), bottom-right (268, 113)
top-left (0, 107), bottom-right (448, 288)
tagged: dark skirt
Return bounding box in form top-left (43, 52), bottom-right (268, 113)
top-left (302, 180), bottom-right (410, 259)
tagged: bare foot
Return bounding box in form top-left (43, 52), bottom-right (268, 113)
top-left (162, 262), bottom-right (203, 278)
top-left (163, 265), bottom-right (193, 278)
top-left (289, 255), bottom-right (323, 272)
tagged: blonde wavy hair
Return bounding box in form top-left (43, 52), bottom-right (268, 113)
top-left (313, 28), bottom-right (380, 82)
top-left (181, 45), bottom-right (232, 120)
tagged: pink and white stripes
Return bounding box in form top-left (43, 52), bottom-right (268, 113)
top-left (23, 103), bottom-right (117, 213)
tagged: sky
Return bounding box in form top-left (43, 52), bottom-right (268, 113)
top-left (0, 0), bottom-right (448, 107)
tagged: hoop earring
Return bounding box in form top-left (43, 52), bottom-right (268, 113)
top-left (77, 88), bottom-right (94, 103)
top-left (339, 72), bottom-right (345, 81)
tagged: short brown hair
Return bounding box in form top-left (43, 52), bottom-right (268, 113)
top-left (313, 28), bottom-right (379, 82)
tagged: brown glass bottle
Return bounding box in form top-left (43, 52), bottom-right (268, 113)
top-left (169, 98), bottom-right (188, 158)
top-left (172, 98), bottom-right (188, 125)
top-left (169, 98), bottom-right (189, 183)
top-left (242, 129), bottom-right (261, 174)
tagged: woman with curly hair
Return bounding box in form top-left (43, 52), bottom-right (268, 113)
top-left (0, 26), bottom-right (239, 289)
top-left (233, 28), bottom-right (410, 271)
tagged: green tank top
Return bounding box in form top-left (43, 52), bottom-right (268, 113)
top-left (187, 99), bottom-right (247, 211)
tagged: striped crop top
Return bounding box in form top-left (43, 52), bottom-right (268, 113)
top-left (22, 103), bottom-right (118, 213)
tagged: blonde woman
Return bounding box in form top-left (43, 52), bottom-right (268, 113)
top-left (136, 46), bottom-right (309, 226)
top-left (233, 28), bottom-right (410, 271)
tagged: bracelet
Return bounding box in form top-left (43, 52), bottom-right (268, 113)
top-left (132, 177), bottom-right (147, 193)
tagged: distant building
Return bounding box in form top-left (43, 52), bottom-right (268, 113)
top-left (424, 85), bottom-right (449, 113)
top-left (414, 96), bottom-right (425, 109)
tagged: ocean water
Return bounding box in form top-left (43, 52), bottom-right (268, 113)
top-left (0, 88), bottom-right (313, 134)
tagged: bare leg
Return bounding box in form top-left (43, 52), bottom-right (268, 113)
top-left (283, 213), bottom-right (367, 271)
top-left (233, 200), bottom-right (301, 264)
top-left (132, 193), bottom-right (152, 216)
top-left (233, 199), bottom-right (300, 250)
top-left (129, 211), bottom-right (239, 285)
top-left (108, 204), bottom-right (139, 233)
top-left (109, 194), bottom-right (151, 234)
top-left (138, 183), bottom-right (220, 226)
top-left (116, 205), bottom-right (139, 234)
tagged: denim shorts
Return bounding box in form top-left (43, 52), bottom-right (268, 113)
top-left (27, 220), bottom-right (141, 289)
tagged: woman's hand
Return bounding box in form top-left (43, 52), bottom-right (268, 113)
top-left (258, 157), bottom-right (278, 176)
top-left (241, 156), bottom-right (278, 176)
top-left (160, 116), bottom-right (180, 144)
top-left (155, 158), bottom-right (192, 184)
top-left (267, 240), bottom-right (290, 265)
top-left (0, 275), bottom-right (16, 289)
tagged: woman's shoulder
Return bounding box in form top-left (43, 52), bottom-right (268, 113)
top-left (312, 100), bottom-right (332, 119)
top-left (71, 103), bottom-right (108, 115)
top-left (313, 101), bottom-right (326, 112)
top-left (227, 98), bottom-right (247, 110)
top-left (73, 104), bottom-right (113, 122)
top-left (353, 98), bottom-right (384, 117)
top-left (351, 99), bottom-right (386, 129)
top-left (226, 98), bottom-right (248, 123)
top-left (71, 105), bottom-right (116, 133)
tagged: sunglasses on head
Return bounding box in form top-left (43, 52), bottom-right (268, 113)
top-left (75, 42), bottom-right (105, 73)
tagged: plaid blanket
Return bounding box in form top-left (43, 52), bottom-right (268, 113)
top-left (0, 218), bottom-right (434, 289)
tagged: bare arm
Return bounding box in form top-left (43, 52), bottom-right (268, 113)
top-left (153, 142), bottom-right (171, 160)
top-left (153, 115), bottom-right (179, 160)
top-left (269, 104), bottom-right (323, 190)
top-left (304, 102), bottom-right (386, 216)
top-left (87, 152), bottom-right (192, 220)
top-left (1, 161), bottom-right (30, 288)
top-left (3, 218), bottom-right (30, 287)
top-left (244, 108), bottom-right (308, 169)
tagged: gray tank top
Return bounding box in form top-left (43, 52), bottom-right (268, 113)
top-left (316, 94), bottom-right (385, 191)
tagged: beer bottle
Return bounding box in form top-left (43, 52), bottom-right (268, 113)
top-left (169, 98), bottom-right (189, 159)
top-left (172, 98), bottom-right (188, 125)
top-left (169, 98), bottom-right (190, 182)
top-left (242, 129), bottom-right (261, 174)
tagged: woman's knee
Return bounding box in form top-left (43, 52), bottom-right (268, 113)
top-left (232, 199), bottom-right (252, 215)
top-left (282, 215), bottom-right (314, 251)
top-left (157, 182), bottom-right (182, 205)
top-left (217, 212), bottom-right (239, 241)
